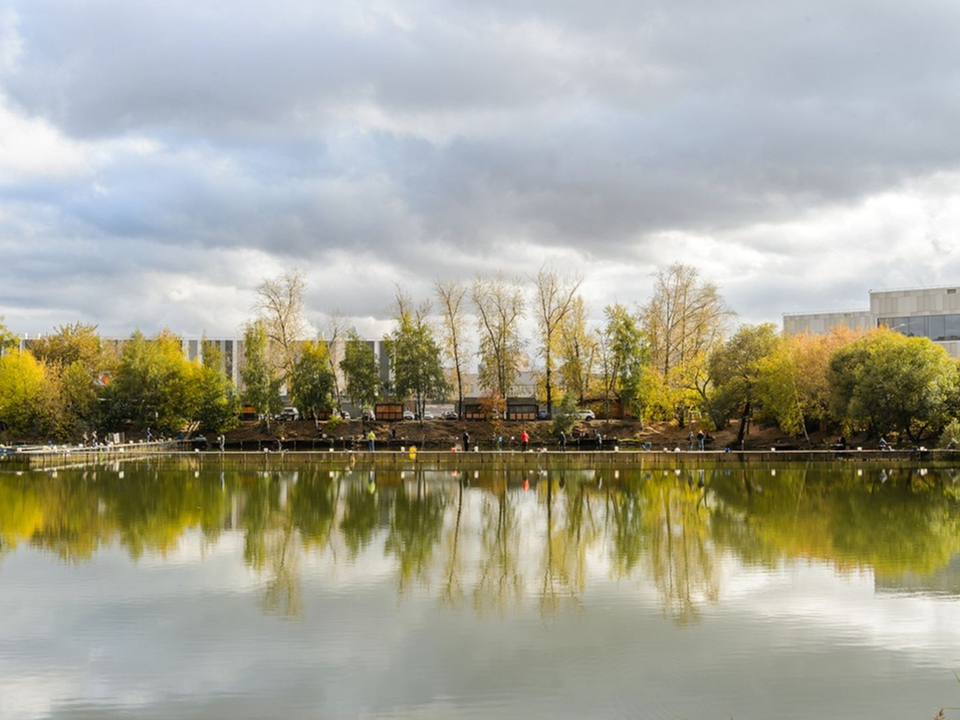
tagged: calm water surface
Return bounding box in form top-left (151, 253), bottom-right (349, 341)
top-left (2, 457), bottom-right (960, 719)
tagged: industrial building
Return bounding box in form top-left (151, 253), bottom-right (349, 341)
top-left (783, 285), bottom-right (960, 356)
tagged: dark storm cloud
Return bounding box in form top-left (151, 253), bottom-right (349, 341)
top-left (5, 0), bottom-right (960, 334)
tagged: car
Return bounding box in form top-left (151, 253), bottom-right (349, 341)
top-left (275, 407), bottom-right (299, 421)
top-left (422, 412), bottom-right (435, 420)
top-left (402, 410), bottom-right (415, 420)
top-left (442, 411), bottom-right (458, 420)
top-left (361, 409), bottom-right (376, 421)
top-left (576, 409), bottom-right (595, 421)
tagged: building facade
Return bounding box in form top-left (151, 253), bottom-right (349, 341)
top-left (783, 285), bottom-right (960, 356)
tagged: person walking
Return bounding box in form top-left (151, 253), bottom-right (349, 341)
top-left (521, 429), bottom-right (529, 452)
top-left (462, 429), bottom-right (470, 452)
top-left (697, 429), bottom-right (705, 451)
top-left (367, 429), bottom-right (376, 451)
top-left (559, 431), bottom-right (566, 452)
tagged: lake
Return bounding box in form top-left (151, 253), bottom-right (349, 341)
top-left (1, 455), bottom-right (960, 719)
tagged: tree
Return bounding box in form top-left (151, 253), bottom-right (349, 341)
top-left (384, 288), bottom-right (448, 421)
top-left (435, 279), bottom-right (469, 415)
top-left (600, 304), bottom-right (649, 424)
top-left (103, 329), bottom-right (200, 435)
top-left (254, 269), bottom-right (306, 382)
top-left (0, 317), bottom-right (18, 354)
top-left (829, 329), bottom-right (958, 442)
top-left (642, 263), bottom-right (734, 426)
top-left (241, 320), bottom-right (283, 421)
top-left (471, 272), bottom-right (524, 398)
top-left (340, 330), bottom-right (380, 411)
top-left (289, 341), bottom-right (336, 420)
top-left (0, 349), bottom-right (49, 438)
top-left (318, 311), bottom-right (349, 414)
top-left (531, 266), bottom-right (582, 418)
top-left (707, 323), bottom-right (781, 446)
top-left (557, 296), bottom-right (598, 405)
top-left (193, 339), bottom-right (239, 433)
top-left (29, 322), bottom-right (114, 437)
top-left (758, 327), bottom-right (861, 438)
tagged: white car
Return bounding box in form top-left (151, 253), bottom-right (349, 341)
top-left (576, 409), bottom-right (595, 421)
top-left (275, 407), bottom-right (299, 421)
top-left (402, 410), bottom-right (415, 420)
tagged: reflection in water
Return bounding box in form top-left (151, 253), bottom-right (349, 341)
top-left (2, 461), bottom-right (960, 619)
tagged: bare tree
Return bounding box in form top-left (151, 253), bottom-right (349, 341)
top-left (435, 279), bottom-right (469, 415)
top-left (531, 266), bottom-right (582, 417)
top-left (318, 310), bottom-right (349, 414)
top-left (642, 263), bottom-right (734, 426)
top-left (471, 273), bottom-right (525, 399)
top-left (254, 269), bottom-right (306, 381)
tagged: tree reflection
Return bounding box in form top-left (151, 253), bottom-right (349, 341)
top-left (3, 459), bottom-right (960, 618)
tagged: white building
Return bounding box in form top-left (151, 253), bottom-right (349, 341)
top-left (783, 285), bottom-right (960, 356)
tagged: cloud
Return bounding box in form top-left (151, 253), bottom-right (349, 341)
top-left (4, 0), bottom-right (960, 339)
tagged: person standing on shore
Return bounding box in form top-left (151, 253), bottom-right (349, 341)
top-left (462, 430), bottom-right (470, 452)
top-left (521, 429), bottom-right (529, 452)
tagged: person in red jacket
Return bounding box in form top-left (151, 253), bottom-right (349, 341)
top-left (521, 429), bottom-right (529, 452)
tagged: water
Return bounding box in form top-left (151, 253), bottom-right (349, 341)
top-left (1, 458), bottom-right (960, 719)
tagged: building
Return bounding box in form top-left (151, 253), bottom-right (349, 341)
top-left (783, 285), bottom-right (960, 356)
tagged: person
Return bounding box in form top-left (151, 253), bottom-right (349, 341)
top-left (837, 435), bottom-right (847, 450)
top-left (521, 429), bottom-right (529, 452)
top-left (146, 427), bottom-right (152, 442)
top-left (697, 429), bottom-right (705, 451)
top-left (595, 428), bottom-right (602, 448)
top-left (462, 430), bottom-right (470, 452)
top-left (219, 434), bottom-right (225, 452)
top-left (688, 430), bottom-right (694, 450)
top-left (559, 431), bottom-right (566, 452)
top-left (878, 435), bottom-right (889, 450)
top-left (367, 429), bottom-right (376, 451)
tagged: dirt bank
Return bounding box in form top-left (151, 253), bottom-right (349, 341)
top-left (225, 416), bottom-right (842, 452)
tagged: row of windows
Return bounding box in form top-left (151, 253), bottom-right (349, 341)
top-left (878, 314), bottom-right (960, 342)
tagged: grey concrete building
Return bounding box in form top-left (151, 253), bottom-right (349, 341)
top-left (783, 285), bottom-right (960, 356)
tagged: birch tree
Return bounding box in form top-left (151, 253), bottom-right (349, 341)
top-left (531, 266), bottom-right (582, 417)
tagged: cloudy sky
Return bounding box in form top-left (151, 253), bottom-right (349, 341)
top-left (3, 0), bottom-right (960, 341)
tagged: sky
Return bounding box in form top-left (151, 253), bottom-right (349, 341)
top-left (4, 0), bottom-right (960, 342)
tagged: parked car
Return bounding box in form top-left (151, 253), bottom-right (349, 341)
top-left (442, 411), bottom-right (458, 420)
top-left (422, 411), bottom-right (435, 420)
top-left (276, 407), bottom-right (299, 421)
top-left (361, 409), bottom-right (376, 421)
top-left (402, 410), bottom-right (415, 420)
top-left (576, 409), bottom-right (595, 421)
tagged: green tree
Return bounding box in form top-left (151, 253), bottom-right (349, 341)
top-left (340, 330), bottom-right (380, 411)
top-left (29, 323), bottom-right (114, 437)
top-left (0, 317), bottom-right (19, 353)
top-left (829, 329), bottom-right (958, 442)
top-left (241, 320), bottom-right (283, 421)
top-left (289, 340), bottom-right (336, 420)
top-left (384, 290), bottom-right (448, 421)
top-left (103, 330), bottom-right (200, 435)
top-left (193, 339), bottom-right (239, 433)
top-left (707, 323), bottom-right (780, 446)
top-left (600, 304), bottom-right (649, 424)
